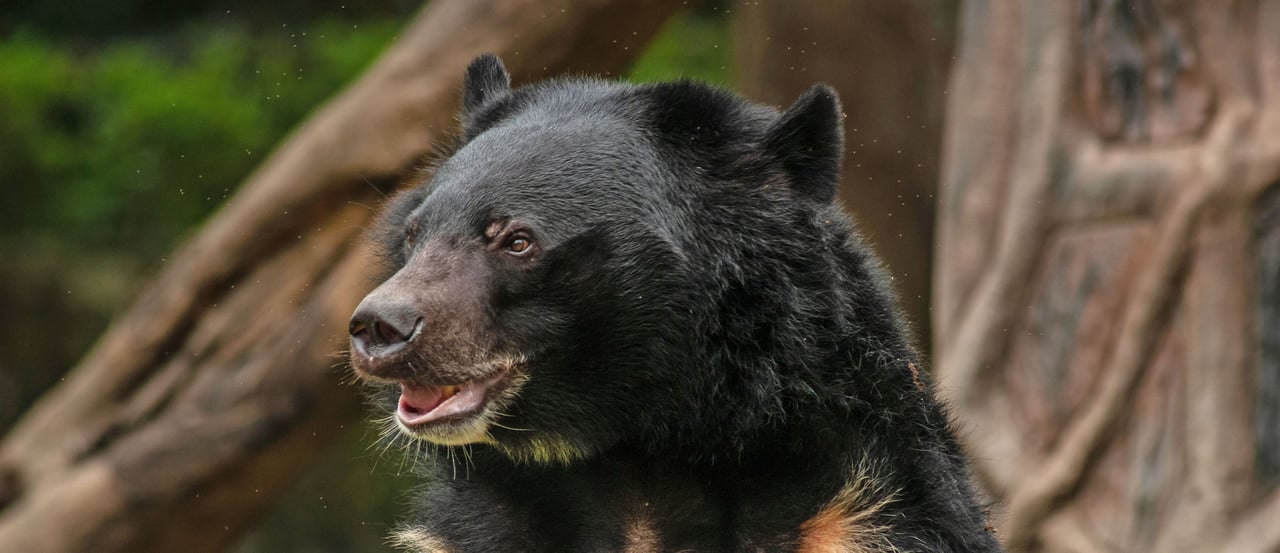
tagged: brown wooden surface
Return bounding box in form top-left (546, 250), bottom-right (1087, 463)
top-left (0, 1), bottom-right (686, 551)
top-left (732, 0), bottom-right (954, 350)
top-left (935, 1), bottom-right (1280, 551)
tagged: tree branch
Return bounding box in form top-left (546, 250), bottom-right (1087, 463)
top-left (1219, 487), bottom-right (1280, 553)
top-left (998, 100), bottom-right (1260, 551)
top-left (935, 1), bottom-right (1071, 493)
top-left (1055, 140), bottom-right (1195, 225)
top-left (998, 172), bottom-right (1203, 552)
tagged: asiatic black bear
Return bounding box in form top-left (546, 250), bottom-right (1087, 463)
top-left (348, 54), bottom-right (1002, 553)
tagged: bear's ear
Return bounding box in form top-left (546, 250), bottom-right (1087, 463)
top-left (462, 54), bottom-right (511, 116)
top-left (761, 85), bottom-right (843, 203)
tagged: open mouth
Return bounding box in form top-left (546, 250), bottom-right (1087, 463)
top-left (355, 353), bottom-right (528, 445)
top-left (396, 373), bottom-right (496, 424)
top-left (395, 370), bottom-right (511, 432)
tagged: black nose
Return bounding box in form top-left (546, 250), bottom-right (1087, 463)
top-left (349, 297), bottom-right (423, 357)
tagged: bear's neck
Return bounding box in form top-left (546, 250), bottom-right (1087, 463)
top-left (457, 434), bottom-right (865, 552)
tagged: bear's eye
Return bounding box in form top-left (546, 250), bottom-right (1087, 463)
top-left (505, 235), bottom-right (533, 255)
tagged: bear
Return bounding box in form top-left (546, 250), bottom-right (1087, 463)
top-left (347, 54), bottom-right (1003, 553)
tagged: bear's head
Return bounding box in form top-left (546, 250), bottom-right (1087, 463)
top-left (348, 55), bottom-right (887, 465)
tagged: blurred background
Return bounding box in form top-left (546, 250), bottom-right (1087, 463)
top-left (1, 1), bottom-right (1277, 552)
top-left (0, 3), bottom-right (413, 550)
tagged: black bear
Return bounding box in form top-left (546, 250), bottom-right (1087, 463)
top-left (348, 54), bottom-right (1003, 553)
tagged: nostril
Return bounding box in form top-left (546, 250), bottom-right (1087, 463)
top-left (370, 319), bottom-right (413, 346)
top-left (348, 299), bottom-right (423, 355)
top-left (349, 319), bottom-right (369, 339)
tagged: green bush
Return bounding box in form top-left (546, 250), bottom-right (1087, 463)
top-left (629, 12), bottom-right (730, 85)
top-left (0, 20), bottom-right (399, 258)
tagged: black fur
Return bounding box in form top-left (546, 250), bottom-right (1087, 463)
top-left (354, 55), bottom-right (1002, 553)
top-left (462, 54), bottom-right (512, 123)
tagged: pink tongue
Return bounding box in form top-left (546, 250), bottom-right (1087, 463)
top-left (399, 384), bottom-right (445, 419)
top-left (396, 380), bottom-right (491, 426)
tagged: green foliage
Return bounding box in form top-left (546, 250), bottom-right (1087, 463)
top-left (628, 11), bottom-right (730, 85)
top-left (0, 20), bottom-right (399, 259)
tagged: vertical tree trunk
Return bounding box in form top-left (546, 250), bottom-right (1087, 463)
top-left (732, 0), bottom-right (955, 348)
top-left (935, 1), bottom-right (1280, 552)
top-left (0, 1), bottom-right (685, 551)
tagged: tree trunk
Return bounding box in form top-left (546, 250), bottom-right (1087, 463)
top-left (732, 0), bottom-right (955, 349)
top-left (0, 1), bottom-right (685, 551)
top-left (935, 1), bottom-right (1280, 552)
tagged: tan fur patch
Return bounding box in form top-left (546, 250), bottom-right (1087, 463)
top-left (494, 432), bottom-right (587, 466)
top-left (907, 361), bottom-right (924, 391)
top-left (796, 461), bottom-right (900, 553)
top-left (620, 499), bottom-right (663, 553)
top-left (388, 527), bottom-right (450, 553)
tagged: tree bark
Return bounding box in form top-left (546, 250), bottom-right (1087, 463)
top-left (935, 1), bottom-right (1280, 552)
top-left (732, 0), bottom-right (955, 350)
top-left (0, 1), bottom-right (685, 551)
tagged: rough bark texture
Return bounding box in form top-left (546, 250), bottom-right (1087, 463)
top-left (732, 0), bottom-right (954, 349)
top-left (935, 1), bottom-right (1280, 552)
top-left (0, 1), bottom-right (685, 551)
